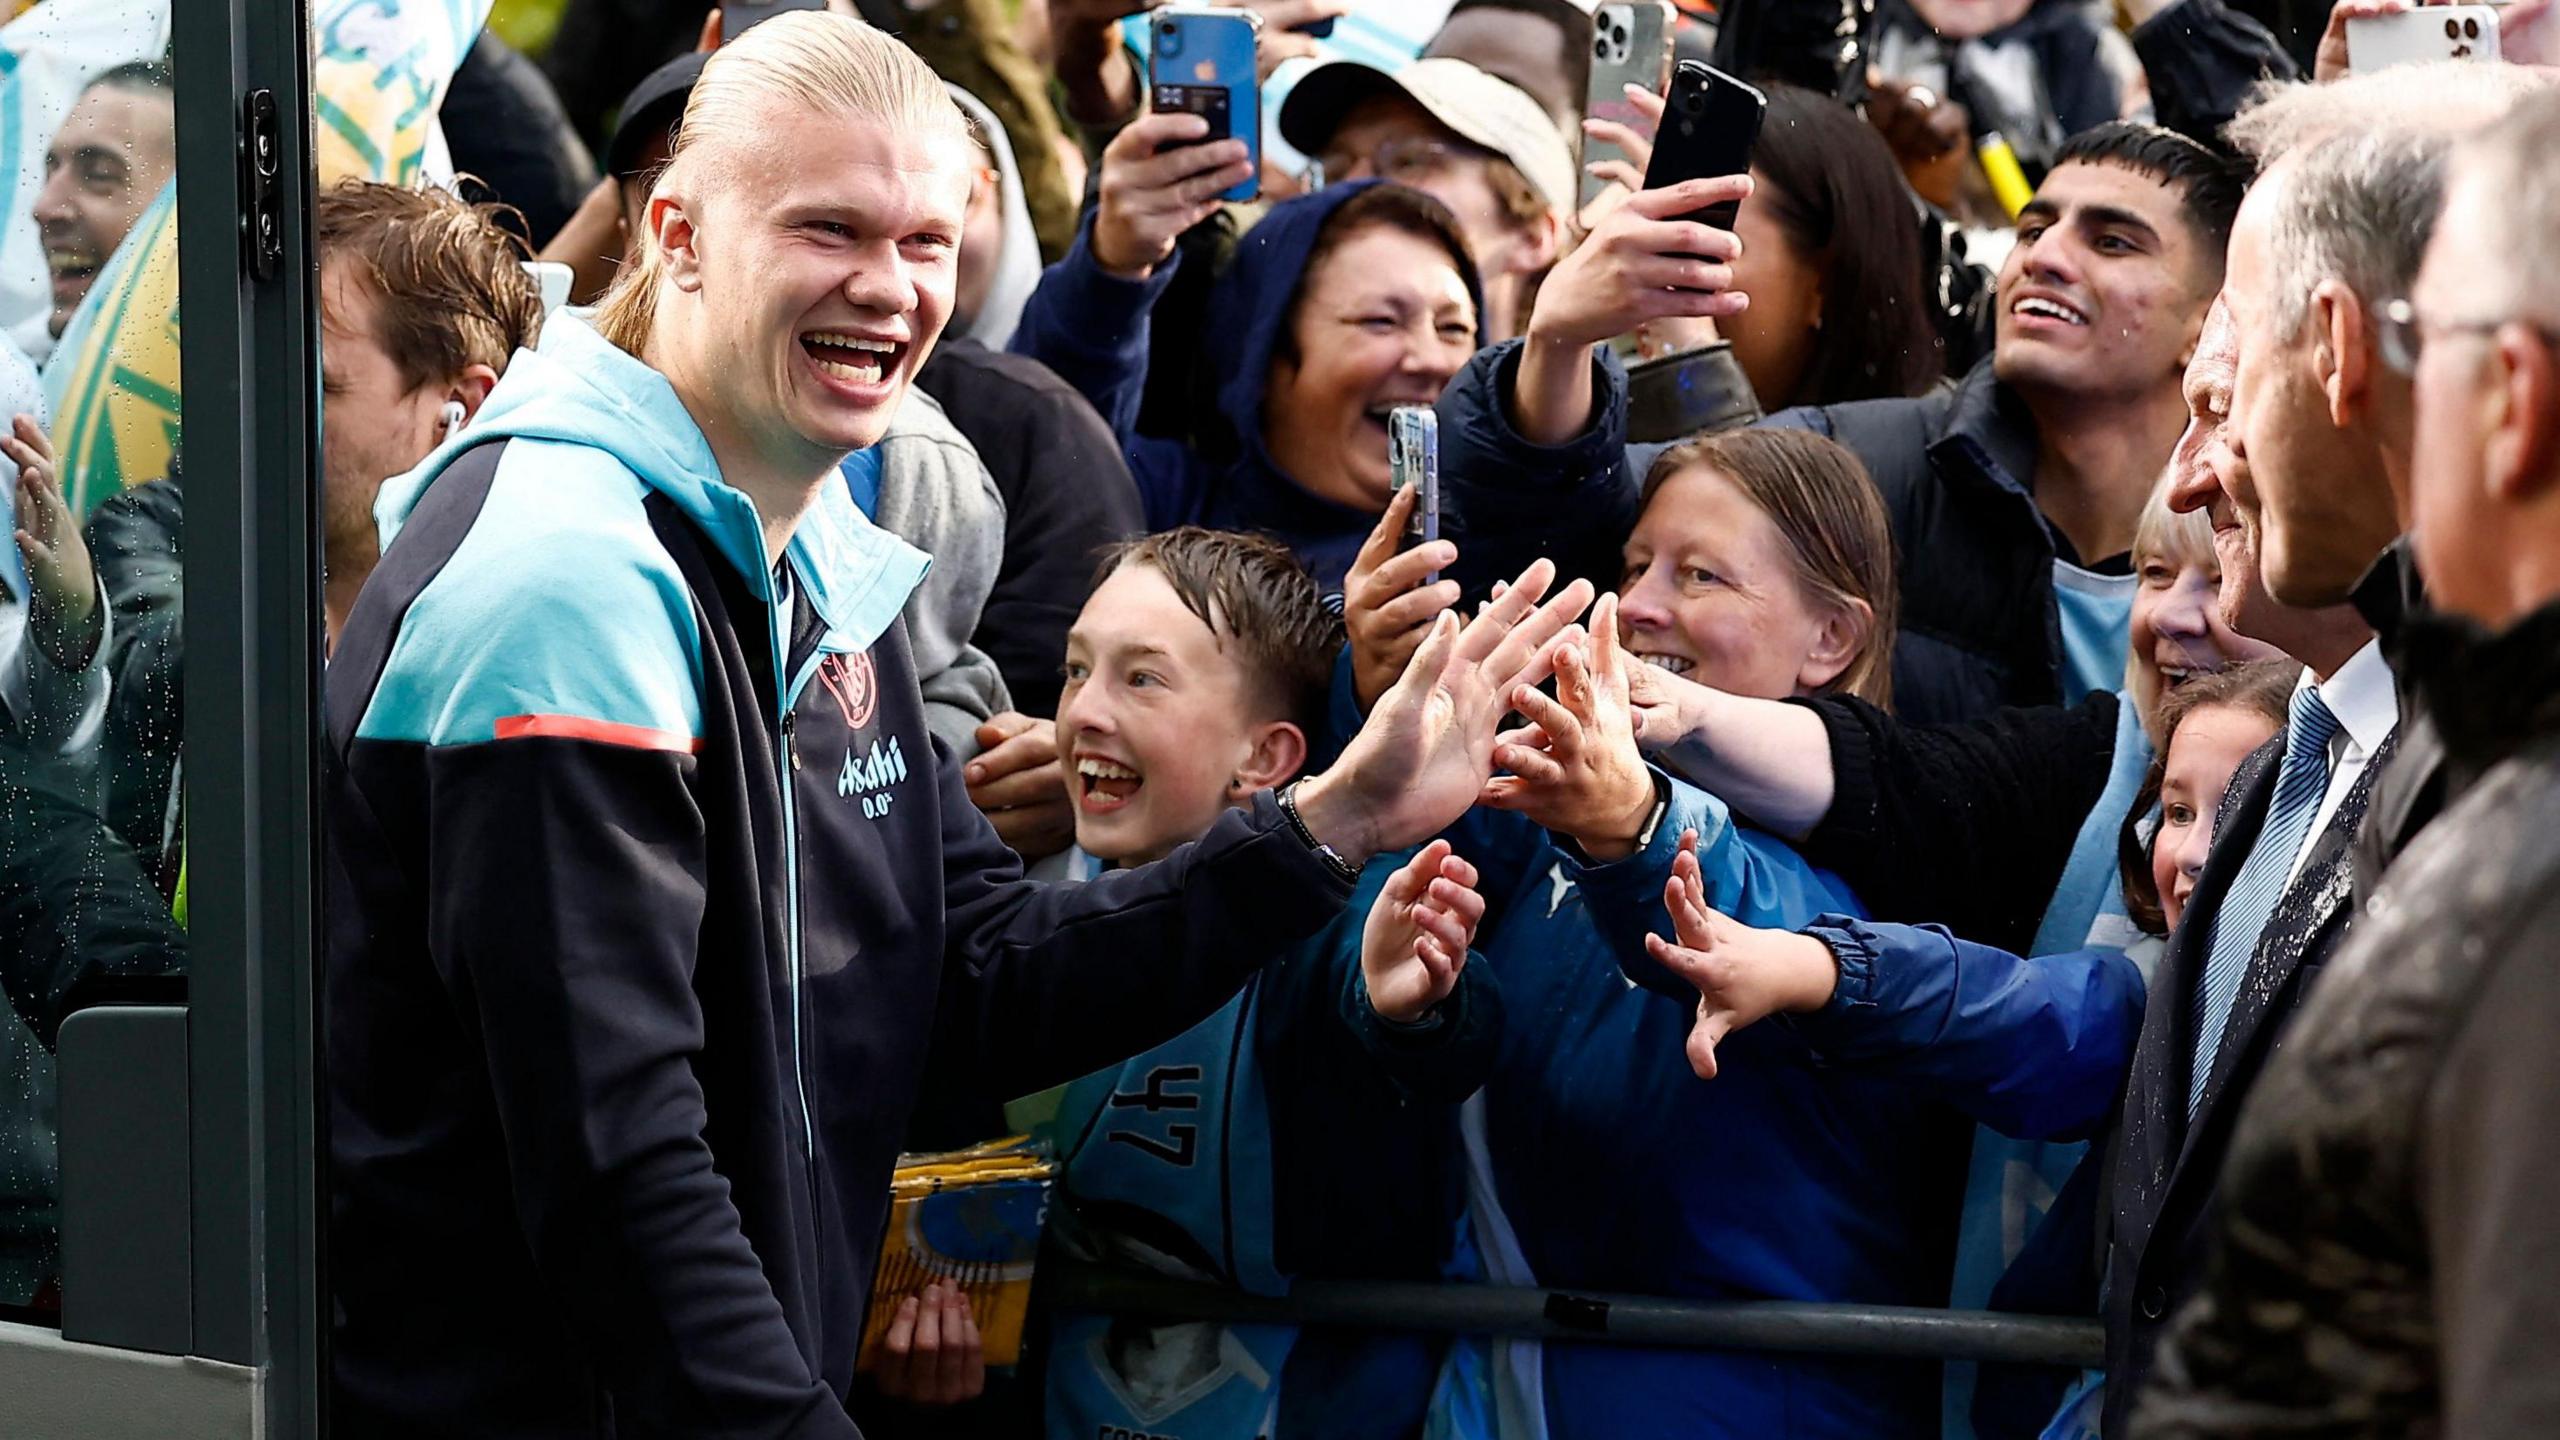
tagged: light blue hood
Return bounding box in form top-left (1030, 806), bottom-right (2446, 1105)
top-left (375, 313), bottom-right (930, 656)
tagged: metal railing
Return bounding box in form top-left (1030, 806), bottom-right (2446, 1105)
top-left (1042, 1261), bottom-right (2103, 1369)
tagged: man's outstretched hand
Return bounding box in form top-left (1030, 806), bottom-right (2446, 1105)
top-left (1292, 556), bottom-right (1595, 865)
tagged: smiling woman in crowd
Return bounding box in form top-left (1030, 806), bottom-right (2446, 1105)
top-left (1329, 425), bottom-right (2143, 1439)
top-left (1009, 107), bottom-right (1650, 595)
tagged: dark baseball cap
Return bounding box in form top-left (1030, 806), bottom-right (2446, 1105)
top-left (606, 51), bottom-right (707, 182)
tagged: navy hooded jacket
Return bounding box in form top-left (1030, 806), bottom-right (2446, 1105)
top-left (322, 317), bottom-right (1361, 1439)
top-left (1011, 180), bottom-right (1638, 596)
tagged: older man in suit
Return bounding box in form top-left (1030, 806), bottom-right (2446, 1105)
top-left (2085, 286), bottom-right (2379, 1439)
top-left (2135, 81), bottom-right (2560, 1439)
top-left (2095, 71), bottom-right (2543, 1438)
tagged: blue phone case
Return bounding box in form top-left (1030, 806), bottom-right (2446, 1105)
top-left (1150, 7), bottom-right (1260, 203)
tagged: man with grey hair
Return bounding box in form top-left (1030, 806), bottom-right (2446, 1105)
top-left (2217, 127), bottom-right (2437, 606)
top-left (2096, 62), bottom-right (2546, 1440)
top-left (2133, 81), bottom-right (2560, 1440)
top-left (2205, 60), bottom-right (2548, 607)
top-left (2183, 63), bottom-right (2559, 914)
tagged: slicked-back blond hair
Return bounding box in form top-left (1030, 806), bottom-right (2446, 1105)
top-left (592, 11), bottom-right (968, 356)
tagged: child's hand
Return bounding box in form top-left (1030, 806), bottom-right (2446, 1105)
top-left (1360, 839), bottom-right (1484, 1025)
top-left (9, 414), bottom-right (98, 671)
top-left (966, 712), bottom-right (1075, 862)
top-left (1343, 484), bottom-right (1460, 713)
top-left (1641, 832), bottom-right (1840, 1079)
top-left (1479, 594), bottom-right (1659, 860)
top-left (873, 1279), bottom-right (987, 1407)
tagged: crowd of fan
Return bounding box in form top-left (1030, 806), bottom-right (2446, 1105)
top-left (7, 2), bottom-right (2560, 1439)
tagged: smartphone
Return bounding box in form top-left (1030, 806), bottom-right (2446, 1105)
top-left (1643, 61), bottom-right (1767, 245)
top-left (720, 0), bottom-right (827, 41)
top-left (2346, 5), bottom-right (2500, 72)
top-left (1582, 2), bottom-right (1675, 212)
top-left (1389, 406), bottom-right (1441, 582)
top-left (1151, 6), bottom-right (1262, 204)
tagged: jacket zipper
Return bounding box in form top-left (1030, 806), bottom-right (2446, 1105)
top-left (772, 608), bottom-right (818, 1169)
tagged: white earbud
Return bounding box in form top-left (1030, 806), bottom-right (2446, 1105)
top-left (440, 399), bottom-right (468, 440)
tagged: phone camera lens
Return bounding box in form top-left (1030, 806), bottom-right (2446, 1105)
top-left (2464, 16), bottom-right (2481, 38)
top-left (2445, 16), bottom-right (2460, 37)
top-left (1612, 21), bottom-right (1628, 44)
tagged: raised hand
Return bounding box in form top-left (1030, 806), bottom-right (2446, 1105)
top-left (1343, 484), bottom-right (1460, 714)
top-left (871, 1278), bottom-right (987, 1406)
top-left (1861, 69), bottom-right (1971, 212)
top-left (1514, 174), bottom-right (1751, 445)
top-left (965, 712), bottom-right (1076, 862)
top-left (1360, 839), bottom-right (1485, 1023)
top-left (1531, 175), bottom-right (1750, 351)
top-left (1293, 556), bottom-right (1595, 864)
top-left (1480, 594), bottom-right (1659, 860)
top-left (8, 413), bottom-right (98, 670)
top-left (1641, 832), bottom-right (1840, 1079)
top-left (2314, 0), bottom-right (2415, 83)
top-left (1091, 110), bottom-right (1254, 279)
top-left (1623, 647), bottom-right (1719, 751)
top-left (2501, 0), bottom-right (2560, 67)
top-left (1246, 0), bottom-right (1352, 82)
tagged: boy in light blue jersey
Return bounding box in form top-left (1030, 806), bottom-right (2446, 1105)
top-left (1039, 525), bottom-right (1504, 1440)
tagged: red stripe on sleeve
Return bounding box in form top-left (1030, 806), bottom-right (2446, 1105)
top-left (493, 714), bottom-right (702, 754)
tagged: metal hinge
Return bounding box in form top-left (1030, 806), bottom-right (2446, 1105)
top-left (239, 89), bottom-right (282, 281)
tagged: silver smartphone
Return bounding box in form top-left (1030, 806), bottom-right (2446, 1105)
top-left (1582, 2), bottom-right (1675, 212)
top-left (2347, 5), bottom-right (2501, 72)
top-left (1389, 406), bottom-right (1441, 583)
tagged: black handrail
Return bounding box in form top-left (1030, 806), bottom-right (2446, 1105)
top-left (1041, 1261), bottom-right (2104, 1369)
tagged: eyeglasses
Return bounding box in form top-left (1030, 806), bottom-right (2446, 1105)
top-left (2378, 297), bottom-right (2560, 377)
top-left (1314, 135), bottom-right (1497, 190)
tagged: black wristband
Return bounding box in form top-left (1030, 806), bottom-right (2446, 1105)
top-left (1276, 780), bottom-right (1361, 884)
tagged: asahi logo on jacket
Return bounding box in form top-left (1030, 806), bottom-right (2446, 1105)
top-left (839, 736), bottom-right (908, 819)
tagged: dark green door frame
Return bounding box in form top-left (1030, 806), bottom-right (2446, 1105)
top-left (170, 0), bottom-right (323, 1431)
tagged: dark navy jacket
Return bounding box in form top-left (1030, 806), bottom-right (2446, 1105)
top-left (322, 318), bottom-right (1357, 1439)
top-left (1011, 180), bottom-right (1637, 597)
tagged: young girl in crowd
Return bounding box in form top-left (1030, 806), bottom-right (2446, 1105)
top-left (2120, 660), bottom-right (2296, 939)
top-left (1628, 471), bottom-right (2279, 959)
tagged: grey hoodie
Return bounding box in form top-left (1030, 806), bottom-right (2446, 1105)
top-left (874, 385), bottom-right (1011, 756)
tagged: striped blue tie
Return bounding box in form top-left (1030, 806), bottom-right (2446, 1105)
top-left (2187, 684), bottom-right (2340, 1121)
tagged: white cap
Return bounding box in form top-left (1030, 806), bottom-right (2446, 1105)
top-left (1279, 57), bottom-right (1577, 218)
